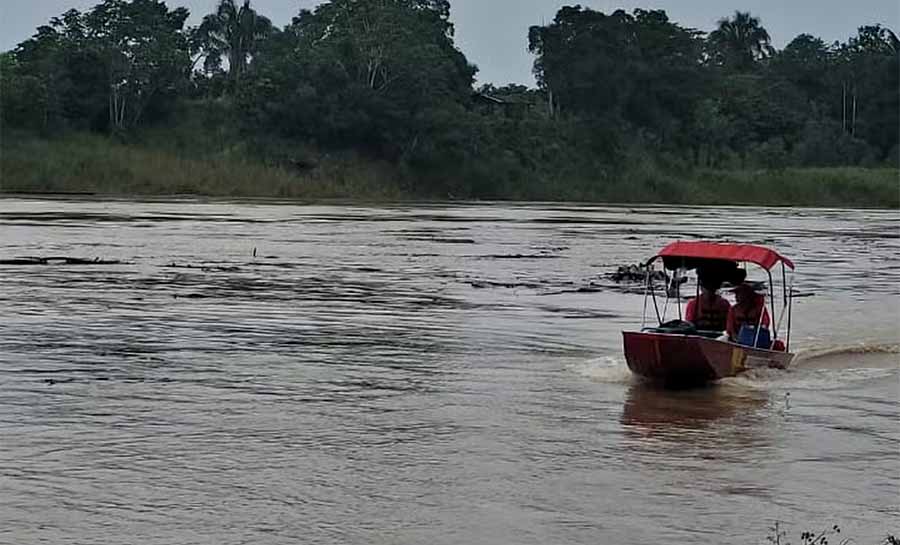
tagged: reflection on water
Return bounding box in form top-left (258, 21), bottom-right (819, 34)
top-left (620, 383), bottom-right (769, 433)
top-left (0, 198), bottom-right (898, 545)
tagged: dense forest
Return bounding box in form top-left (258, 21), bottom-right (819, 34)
top-left (1, 0), bottom-right (898, 205)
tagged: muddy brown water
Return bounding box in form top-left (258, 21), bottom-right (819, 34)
top-left (1, 198), bottom-right (897, 544)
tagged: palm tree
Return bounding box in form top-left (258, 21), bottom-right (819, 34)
top-left (708, 11), bottom-right (773, 72)
top-left (195, 0), bottom-right (273, 87)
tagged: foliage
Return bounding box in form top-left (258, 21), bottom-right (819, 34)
top-left (238, 0), bottom-right (476, 165)
top-left (770, 34), bottom-right (833, 101)
top-left (4, 0), bottom-right (190, 133)
top-left (4, 131), bottom-right (897, 208)
top-left (767, 521), bottom-right (900, 545)
top-left (192, 0), bottom-right (274, 90)
top-left (528, 7), bottom-right (706, 146)
top-left (0, 52), bottom-right (48, 130)
top-left (708, 11), bottom-right (774, 72)
top-left (527, 7), bottom-right (897, 168)
top-left (2, 0), bottom-right (898, 205)
top-left (832, 25), bottom-right (900, 157)
top-left (0, 131), bottom-right (403, 199)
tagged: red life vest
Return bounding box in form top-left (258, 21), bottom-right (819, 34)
top-left (727, 297), bottom-right (771, 338)
top-left (686, 295), bottom-right (730, 332)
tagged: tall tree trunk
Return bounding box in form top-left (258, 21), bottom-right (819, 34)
top-left (109, 82), bottom-right (116, 132)
top-left (229, 49), bottom-right (242, 89)
top-left (110, 86), bottom-right (117, 132)
top-left (851, 85), bottom-right (857, 137)
top-left (841, 81), bottom-right (847, 134)
top-left (548, 88), bottom-right (557, 119)
top-left (43, 72), bottom-right (54, 132)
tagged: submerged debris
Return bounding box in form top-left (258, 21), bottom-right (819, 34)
top-left (607, 263), bottom-right (689, 297)
top-left (608, 264), bottom-right (667, 283)
top-left (404, 236), bottom-right (477, 244)
top-left (539, 284), bottom-right (605, 295)
top-left (165, 263), bottom-right (241, 272)
top-left (470, 280), bottom-right (541, 289)
top-left (480, 253), bottom-right (560, 260)
top-left (0, 256), bottom-right (122, 265)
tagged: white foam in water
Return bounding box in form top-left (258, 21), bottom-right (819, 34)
top-left (719, 367), bottom-right (786, 390)
top-left (724, 366), bottom-right (897, 391)
top-left (576, 342), bottom-right (898, 390)
top-left (724, 341), bottom-right (899, 391)
top-left (571, 356), bottom-right (636, 384)
top-left (793, 341), bottom-right (900, 369)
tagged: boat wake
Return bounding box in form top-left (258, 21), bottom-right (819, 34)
top-left (722, 341), bottom-right (898, 391)
top-left (792, 341), bottom-right (899, 370)
top-left (576, 341), bottom-right (898, 390)
top-left (723, 365), bottom-right (897, 392)
top-left (570, 356), bottom-right (635, 384)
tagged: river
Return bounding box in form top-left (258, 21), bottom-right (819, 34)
top-left (0, 198), bottom-right (897, 544)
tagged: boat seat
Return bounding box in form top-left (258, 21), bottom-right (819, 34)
top-left (642, 320), bottom-right (696, 335)
top-left (642, 322), bottom-right (724, 339)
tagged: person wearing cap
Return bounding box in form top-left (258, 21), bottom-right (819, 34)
top-left (685, 276), bottom-right (730, 332)
top-left (726, 282), bottom-right (771, 344)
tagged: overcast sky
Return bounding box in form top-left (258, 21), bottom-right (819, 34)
top-left (2, 0), bottom-right (897, 84)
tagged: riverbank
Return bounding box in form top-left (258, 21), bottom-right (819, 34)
top-left (0, 132), bottom-right (405, 200)
top-left (2, 133), bottom-right (897, 207)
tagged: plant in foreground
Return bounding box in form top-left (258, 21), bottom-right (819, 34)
top-left (767, 521), bottom-right (899, 545)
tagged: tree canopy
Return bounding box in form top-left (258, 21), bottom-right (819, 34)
top-left (238, 0), bottom-right (476, 162)
top-left (708, 11), bottom-right (774, 72)
top-left (7, 0), bottom-right (191, 133)
top-left (2, 0), bottom-right (897, 199)
top-left (193, 0), bottom-right (274, 89)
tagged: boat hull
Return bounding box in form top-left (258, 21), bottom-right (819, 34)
top-left (622, 331), bottom-right (794, 386)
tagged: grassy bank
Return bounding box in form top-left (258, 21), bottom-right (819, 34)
top-left (690, 167), bottom-right (900, 208)
top-left (0, 132), bottom-right (404, 200)
top-left (1, 132), bottom-right (897, 207)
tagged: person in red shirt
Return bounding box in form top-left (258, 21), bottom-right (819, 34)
top-left (726, 283), bottom-right (771, 341)
top-left (685, 278), bottom-right (731, 332)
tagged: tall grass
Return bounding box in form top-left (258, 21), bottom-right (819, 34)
top-left (690, 168), bottom-right (900, 208)
top-left (0, 132), bottom-right (404, 200)
top-left (1, 132), bottom-right (897, 208)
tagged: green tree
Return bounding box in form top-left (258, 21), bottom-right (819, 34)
top-left (832, 25), bottom-right (899, 158)
top-left (528, 7), bottom-right (706, 149)
top-left (715, 74), bottom-right (806, 160)
top-left (529, 7), bottom-right (635, 119)
top-left (771, 34), bottom-right (832, 103)
top-left (86, 0), bottom-right (192, 131)
top-left (708, 11), bottom-right (773, 72)
top-left (10, 0), bottom-right (191, 133)
top-left (688, 99), bottom-right (736, 167)
top-left (194, 0), bottom-right (274, 89)
top-left (626, 9), bottom-right (708, 144)
top-left (242, 0), bottom-right (476, 163)
top-left (0, 52), bottom-right (46, 130)
top-left (10, 11), bottom-right (103, 131)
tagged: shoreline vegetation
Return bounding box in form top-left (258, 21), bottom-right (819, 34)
top-left (1, 0), bottom-right (898, 208)
top-left (2, 132), bottom-right (897, 208)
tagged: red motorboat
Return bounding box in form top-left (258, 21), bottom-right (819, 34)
top-left (623, 241), bottom-right (796, 387)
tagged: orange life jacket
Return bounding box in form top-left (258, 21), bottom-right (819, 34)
top-left (689, 295), bottom-right (730, 331)
top-left (728, 296), bottom-right (770, 338)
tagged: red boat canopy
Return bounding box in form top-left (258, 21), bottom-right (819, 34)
top-left (656, 241), bottom-right (795, 270)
